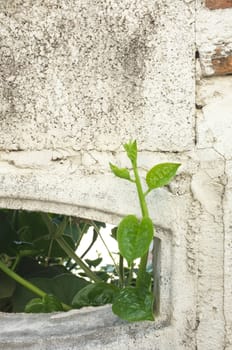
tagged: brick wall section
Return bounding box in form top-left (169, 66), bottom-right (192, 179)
top-left (206, 0), bottom-right (232, 9)
top-left (211, 48), bottom-right (232, 75)
top-left (198, 2), bottom-right (232, 76)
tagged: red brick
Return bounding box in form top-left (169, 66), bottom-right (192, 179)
top-left (211, 48), bottom-right (232, 75)
top-left (205, 0), bottom-right (232, 9)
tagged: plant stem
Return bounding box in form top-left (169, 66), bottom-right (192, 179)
top-left (136, 252), bottom-right (149, 288)
top-left (75, 223), bottom-right (88, 250)
top-left (56, 237), bottom-right (102, 283)
top-left (11, 255), bottom-right (20, 271)
top-left (46, 238), bottom-right (54, 267)
top-left (0, 260), bottom-right (71, 311)
top-left (144, 188), bottom-right (152, 197)
top-left (133, 165), bottom-right (149, 217)
top-left (132, 163), bottom-right (152, 289)
top-left (80, 227), bottom-right (97, 259)
top-left (91, 221), bottom-right (123, 286)
top-left (119, 255), bottom-right (124, 286)
top-left (127, 262), bottom-right (134, 286)
top-left (0, 260), bottom-right (45, 298)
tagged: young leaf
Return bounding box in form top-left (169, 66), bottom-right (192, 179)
top-left (123, 140), bottom-right (137, 165)
top-left (25, 298), bottom-right (45, 313)
top-left (109, 163), bottom-right (132, 181)
top-left (112, 287), bottom-right (154, 322)
top-left (146, 163), bottom-right (181, 190)
top-left (72, 282), bottom-right (119, 308)
top-left (85, 257), bottom-right (102, 268)
top-left (43, 294), bottom-right (64, 312)
top-left (110, 226), bottom-right (117, 240)
top-left (117, 215), bottom-right (153, 264)
top-left (25, 294), bottom-right (63, 313)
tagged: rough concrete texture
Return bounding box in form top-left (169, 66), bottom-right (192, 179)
top-left (0, 0), bottom-right (231, 350)
top-left (196, 39), bottom-right (232, 348)
top-left (196, 76), bottom-right (232, 159)
top-left (196, 14), bottom-right (232, 348)
top-left (225, 161), bottom-right (232, 348)
top-left (0, 0), bottom-right (195, 152)
top-left (0, 305), bottom-right (174, 350)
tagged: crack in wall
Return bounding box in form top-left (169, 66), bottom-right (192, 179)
top-left (221, 159), bottom-right (229, 349)
top-left (190, 115), bottom-right (229, 350)
top-left (0, 148), bottom-right (191, 172)
top-left (194, 76), bottom-right (229, 350)
top-left (188, 171), bottom-right (203, 350)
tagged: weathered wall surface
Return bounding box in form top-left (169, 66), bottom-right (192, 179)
top-left (195, 73), bottom-right (232, 347)
top-left (0, 2), bottom-right (196, 349)
top-left (0, 0), bottom-right (231, 349)
top-left (197, 1), bottom-right (232, 349)
top-left (0, 0), bottom-right (194, 152)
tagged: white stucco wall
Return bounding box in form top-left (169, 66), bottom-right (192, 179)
top-left (0, 0), bottom-right (231, 349)
top-left (196, 3), bottom-right (232, 348)
top-left (0, 0), bottom-right (194, 152)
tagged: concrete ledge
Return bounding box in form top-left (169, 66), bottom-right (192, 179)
top-left (0, 305), bottom-right (172, 350)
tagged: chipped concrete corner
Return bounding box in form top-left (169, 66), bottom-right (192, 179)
top-left (0, 0), bottom-right (231, 349)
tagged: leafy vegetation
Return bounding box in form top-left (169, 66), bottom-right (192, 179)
top-left (0, 141), bottom-right (180, 321)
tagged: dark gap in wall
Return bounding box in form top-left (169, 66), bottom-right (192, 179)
top-left (195, 103), bottom-right (203, 110)
top-left (0, 208), bottom-right (158, 316)
top-left (0, 209), bottom-right (114, 313)
top-left (195, 50), bottom-right (200, 59)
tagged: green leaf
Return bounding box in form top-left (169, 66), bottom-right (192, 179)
top-left (112, 287), bottom-right (154, 322)
top-left (16, 259), bottom-right (68, 279)
top-left (48, 274), bottom-right (89, 304)
top-left (52, 215), bottom-right (90, 244)
top-left (85, 257), bottom-right (102, 268)
top-left (0, 211), bottom-right (18, 255)
top-left (25, 294), bottom-right (63, 313)
top-left (79, 226), bottom-right (98, 259)
top-left (24, 298), bottom-right (45, 313)
top-left (72, 282), bottom-right (119, 308)
top-left (43, 294), bottom-right (63, 312)
top-left (109, 163), bottom-right (132, 181)
top-left (17, 211), bottom-right (48, 242)
top-left (0, 297), bottom-right (12, 312)
top-left (146, 163), bottom-right (181, 190)
top-left (0, 271), bottom-right (16, 299)
top-left (12, 273), bottom-right (89, 312)
top-left (17, 212), bottom-right (76, 258)
top-left (94, 270), bottom-right (111, 282)
top-left (111, 226), bottom-right (117, 240)
top-left (117, 215), bottom-right (153, 264)
top-left (123, 140), bottom-right (137, 165)
top-left (64, 220), bottom-right (85, 244)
